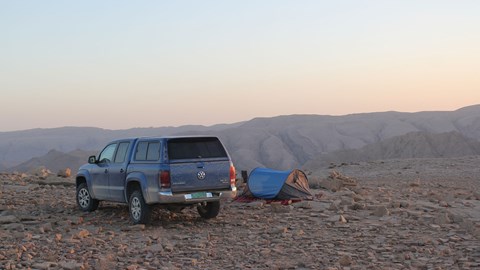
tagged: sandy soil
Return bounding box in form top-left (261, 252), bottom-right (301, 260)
top-left (1, 156), bottom-right (479, 269)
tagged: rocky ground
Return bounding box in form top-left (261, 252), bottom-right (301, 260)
top-left (1, 156), bottom-right (480, 270)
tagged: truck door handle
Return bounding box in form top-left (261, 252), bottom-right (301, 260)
top-left (104, 169), bottom-right (108, 174)
top-left (120, 169), bottom-right (124, 173)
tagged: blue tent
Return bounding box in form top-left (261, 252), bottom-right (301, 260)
top-left (242, 168), bottom-right (312, 200)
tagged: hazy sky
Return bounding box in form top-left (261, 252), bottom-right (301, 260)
top-left (1, 1), bottom-right (479, 132)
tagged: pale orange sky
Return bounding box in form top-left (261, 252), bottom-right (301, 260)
top-left (1, 1), bottom-right (479, 131)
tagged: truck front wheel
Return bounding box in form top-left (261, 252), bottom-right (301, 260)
top-left (197, 201), bottom-right (220, 219)
top-left (76, 182), bottom-right (99, 212)
top-left (129, 190), bottom-right (150, 224)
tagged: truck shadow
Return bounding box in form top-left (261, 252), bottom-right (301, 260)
top-left (150, 207), bottom-right (212, 228)
top-left (76, 202), bottom-right (213, 228)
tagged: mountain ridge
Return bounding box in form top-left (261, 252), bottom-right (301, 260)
top-left (1, 105), bottom-right (480, 172)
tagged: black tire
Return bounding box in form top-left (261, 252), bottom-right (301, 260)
top-left (129, 190), bottom-right (150, 224)
top-left (197, 201), bottom-right (220, 219)
top-left (76, 182), bottom-right (99, 212)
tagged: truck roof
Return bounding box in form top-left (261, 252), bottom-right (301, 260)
top-left (107, 135), bottom-right (219, 143)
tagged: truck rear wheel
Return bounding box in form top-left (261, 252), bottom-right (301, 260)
top-left (76, 182), bottom-right (99, 212)
top-left (129, 190), bottom-right (150, 224)
top-left (197, 201), bottom-right (220, 219)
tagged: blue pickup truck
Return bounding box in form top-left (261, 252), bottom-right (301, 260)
top-left (75, 136), bottom-right (237, 224)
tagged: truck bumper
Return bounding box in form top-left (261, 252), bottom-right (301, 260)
top-left (154, 187), bottom-right (237, 204)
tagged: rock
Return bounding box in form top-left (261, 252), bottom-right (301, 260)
top-left (76, 229), bottom-right (90, 238)
top-left (147, 244), bottom-right (164, 253)
top-left (319, 179), bottom-right (343, 192)
top-left (409, 179), bottom-right (421, 187)
top-left (439, 201), bottom-right (450, 207)
top-left (295, 201), bottom-right (313, 209)
top-left (2, 223), bottom-right (24, 231)
top-left (308, 201), bottom-right (330, 212)
top-left (326, 215), bottom-right (341, 222)
top-left (352, 194), bottom-right (365, 202)
top-left (39, 175), bottom-right (75, 186)
top-left (270, 203), bottom-right (292, 213)
top-left (0, 215), bottom-right (18, 224)
top-left (459, 219), bottom-right (477, 234)
top-left (29, 167), bottom-right (52, 178)
top-left (38, 222), bottom-right (53, 233)
top-left (318, 171), bottom-right (358, 192)
top-left (32, 262), bottom-right (57, 269)
top-left (248, 201), bottom-right (265, 209)
top-left (59, 261), bottom-right (83, 270)
top-left (338, 255), bottom-right (352, 266)
top-left (371, 206), bottom-right (390, 217)
top-left (434, 212), bottom-right (452, 225)
top-left (271, 226), bottom-right (288, 234)
top-left (349, 203), bottom-right (365, 210)
top-left (328, 202), bottom-right (339, 211)
top-left (331, 171), bottom-right (357, 186)
top-left (57, 168), bottom-right (72, 178)
top-left (122, 224), bottom-right (146, 231)
top-left (340, 197), bottom-right (354, 207)
top-left (66, 216), bottom-right (84, 225)
top-left (163, 242), bottom-right (175, 252)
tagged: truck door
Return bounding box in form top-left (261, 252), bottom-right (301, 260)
top-left (107, 141), bottom-right (131, 202)
top-left (91, 143), bottom-right (117, 200)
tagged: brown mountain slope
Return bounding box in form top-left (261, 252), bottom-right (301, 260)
top-left (303, 131), bottom-right (480, 171)
top-left (1, 105), bottom-right (480, 171)
top-left (8, 149), bottom-right (96, 173)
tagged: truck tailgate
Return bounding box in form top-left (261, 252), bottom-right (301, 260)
top-left (169, 159), bottom-right (231, 193)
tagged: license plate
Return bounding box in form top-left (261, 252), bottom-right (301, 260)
top-left (185, 192), bottom-right (213, 200)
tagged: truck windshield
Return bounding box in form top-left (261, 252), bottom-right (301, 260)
top-left (168, 137), bottom-right (227, 160)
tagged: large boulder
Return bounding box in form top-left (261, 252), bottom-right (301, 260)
top-left (57, 168), bottom-right (72, 178)
top-left (29, 166), bottom-right (52, 179)
top-left (318, 171), bottom-right (358, 192)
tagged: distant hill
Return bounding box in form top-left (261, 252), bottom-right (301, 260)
top-left (8, 149), bottom-right (96, 174)
top-left (0, 123), bottom-right (243, 168)
top-left (303, 131), bottom-right (480, 171)
top-left (1, 104), bottom-right (480, 172)
top-left (208, 105), bottom-right (480, 170)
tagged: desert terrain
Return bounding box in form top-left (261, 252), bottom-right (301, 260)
top-left (1, 156), bottom-right (479, 269)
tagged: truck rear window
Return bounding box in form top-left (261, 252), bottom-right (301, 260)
top-left (168, 137), bottom-right (227, 160)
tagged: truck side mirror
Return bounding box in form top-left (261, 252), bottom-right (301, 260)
top-left (88, 155), bottom-right (97, 164)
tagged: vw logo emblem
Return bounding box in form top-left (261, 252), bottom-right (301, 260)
top-left (197, 171), bottom-right (206, 180)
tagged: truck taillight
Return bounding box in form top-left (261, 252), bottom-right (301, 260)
top-left (160, 170), bottom-right (171, 188)
top-left (229, 164), bottom-right (236, 185)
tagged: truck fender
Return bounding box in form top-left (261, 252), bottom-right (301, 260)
top-left (76, 169), bottom-right (96, 198)
top-left (125, 172), bottom-right (149, 202)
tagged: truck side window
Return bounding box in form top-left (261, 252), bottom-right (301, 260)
top-left (146, 142), bottom-right (160, 161)
top-left (135, 142), bottom-right (148, 161)
top-left (98, 143), bottom-right (117, 163)
top-left (135, 141), bottom-right (160, 161)
top-left (114, 142), bottom-right (130, 163)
